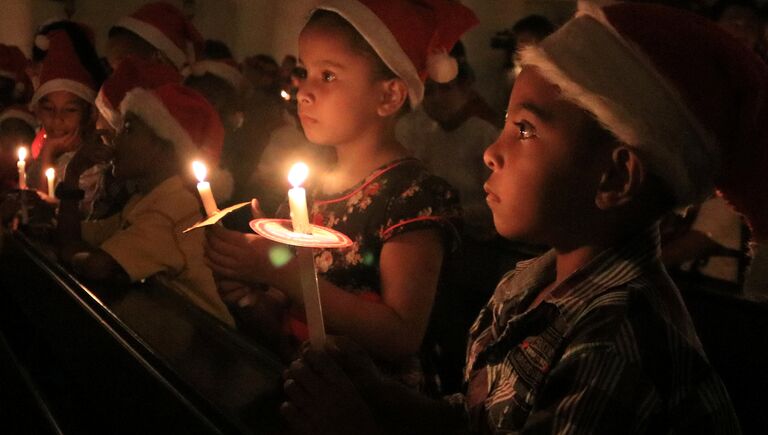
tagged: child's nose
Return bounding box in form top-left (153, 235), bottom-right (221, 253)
top-left (296, 82), bottom-right (313, 105)
top-left (483, 140), bottom-right (503, 171)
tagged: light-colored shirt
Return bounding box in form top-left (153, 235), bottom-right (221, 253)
top-left (99, 175), bottom-right (234, 326)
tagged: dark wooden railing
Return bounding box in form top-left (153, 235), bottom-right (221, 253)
top-left (0, 230), bottom-right (284, 434)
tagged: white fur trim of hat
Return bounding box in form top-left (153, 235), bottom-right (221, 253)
top-left (119, 87), bottom-right (198, 160)
top-left (313, 0), bottom-right (424, 108)
top-left (30, 78), bottom-right (97, 108)
top-left (115, 16), bottom-right (187, 69)
top-left (187, 60), bottom-right (245, 91)
top-left (0, 108), bottom-right (37, 129)
top-left (94, 88), bottom-right (122, 131)
top-left (519, 1), bottom-right (719, 206)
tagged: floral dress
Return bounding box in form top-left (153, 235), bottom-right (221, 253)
top-left (281, 157), bottom-right (462, 385)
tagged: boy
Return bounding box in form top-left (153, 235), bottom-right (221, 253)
top-left (56, 83), bottom-right (233, 326)
top-left (281, 2), bottom-right (765, 433)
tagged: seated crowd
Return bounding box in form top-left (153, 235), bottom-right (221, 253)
top-left (1, 0), bottom-right (767, 433)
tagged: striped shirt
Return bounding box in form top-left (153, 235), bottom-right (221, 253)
top-left (453, 225), bottom-right (740, 434)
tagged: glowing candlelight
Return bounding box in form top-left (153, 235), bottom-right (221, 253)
top-left (192, 160), bottom-right (218, 217)
top-left (288, 162), bottom-right (311, 234)
top-left (45, 168), bottom-right (55, 196)
top-left (17, 146), bottom-right (27, 190)
top-left (280, 89), bottom-right (290, 101)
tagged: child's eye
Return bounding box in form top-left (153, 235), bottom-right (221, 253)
top-left (121, 121), bottom-right (131, 132)
top-left (513, 121), bottom-right (536, 140)
top-left (322, 71), bottom-right (336, 82)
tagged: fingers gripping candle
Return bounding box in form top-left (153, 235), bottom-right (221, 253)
top-left (287, 162), bottom-right (326, 348)
top-left (192, 161), bottom-right (219, 217)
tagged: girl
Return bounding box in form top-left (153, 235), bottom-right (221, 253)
top-left (205, 0), bottom-right (476, 387)
top-left (30, 29), bottom-right (107, 219)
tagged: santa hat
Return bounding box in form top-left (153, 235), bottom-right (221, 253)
top-left (120, 83), bottom-right (233, 200)
top-left (113, 2), bottom-right (204, 70)
top-left (519, 1), bottom-right (768, 241)
top-left (0, 44), bottom-right (32, 102)
top-left (0, 105), bottom-right (37, 130)
top-left (186, 58), bottom-right (245, 92)
top-left (96, 56), bottom-right (182, 130)
top-left (312, 0), bottom-right (478, 108)
top-left (30, 30), bottom-right (98, 107)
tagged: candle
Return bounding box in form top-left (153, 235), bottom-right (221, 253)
top-left (17, 146), bottom-right (27, 190)
top-left (45, 168), bottom-right (55, 196)
top-left (192, 161), bottom-right (218, 217)
top-left (280, 90), bottom-right (290, 101)
top-left (287, 162), bottom-right (311, 234)
top-left (287, 162), bottom-right (326, 348)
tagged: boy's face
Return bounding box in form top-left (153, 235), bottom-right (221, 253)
top-left (296, 24), bottom-right (384, 147)
top-left (483, 67), bottom-right (606, 246)
top-left (35, 91), bottom-right (87, 140)
top-left (112, 113), bottom-right (167, 181)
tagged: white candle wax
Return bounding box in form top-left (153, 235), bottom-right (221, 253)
top-left (287, 162), bottom-right (311, 234)
top-left (46, 168), bottom-right (55, 196)
top-left (192, 161), bottom-right (218, 217)
top-left (17, 147), bottom-right (27, 190)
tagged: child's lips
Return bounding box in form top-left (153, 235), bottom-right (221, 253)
top-left (299, 113), bottom-right (317, 124)
top-left (484, 183), bottom-right (500, 203)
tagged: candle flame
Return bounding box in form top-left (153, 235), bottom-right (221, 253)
top-left (280, 90), bottom-right (290, 101)
top-left (192, 160), bottom-right (207, 182)
top-left (17, 146), bottom-right (28, 161)
top-left (288, 162), bottom-right (309, 187)
top-left (45, 168), bottom-right (55, 179)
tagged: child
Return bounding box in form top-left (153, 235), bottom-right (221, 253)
top-left (204, 0), bottom-right (476, 387)
top-left (107, 2), bottom-right (203, 71)
top-left (281, 3), bottom-right (762, 433)
top-left (0, 44), bottom-right (32, 108)
top-left (56, 83), bottom-right (234, 326)
top-left (0, 107), bottom-right (36, 193)
top-left (30, 30), bottom-right (108, 219)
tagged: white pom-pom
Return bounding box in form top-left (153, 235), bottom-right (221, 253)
top-left (35, 34), bottom-right (50, 51)
top-left (426, 51), bottom-right (458, 83)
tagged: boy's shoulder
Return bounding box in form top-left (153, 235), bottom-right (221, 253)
top-left (124, 176), bottom-right (199, 225)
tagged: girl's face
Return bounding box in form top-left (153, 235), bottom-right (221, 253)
top-left (35, 91), bottom-right (88, 140)
top-left (296, 24), bottom-right (385, 147)
top-left (483, 67), bottom-right (607, 246)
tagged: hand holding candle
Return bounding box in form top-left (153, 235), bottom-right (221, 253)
top-left (192, 160), bottom-right (219, 217)
top-left (17, 146), bottom-right (28, 190)
top-left (45, 168), bottom-right (55, 197)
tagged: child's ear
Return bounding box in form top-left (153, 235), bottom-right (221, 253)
top-left (376, 78), bottom-right (408, 117)
top-left (595, 146), bottom-right (645, 210)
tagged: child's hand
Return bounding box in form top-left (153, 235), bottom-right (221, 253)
top-left (281, 339), bottom-right (382, 435)
top-left (43, 127), bottom-right (81, 156)
top-left (204, 224), bottom-right (278, 285)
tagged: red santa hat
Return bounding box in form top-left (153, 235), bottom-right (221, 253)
top-left (519, 1), bottom-right (768, 241)
top-left (96, 56), bottom-right (182, 130)
top-left (186, 58), bottom-right (245, 92)
top-left (120, 83), bottom-right (233, 200)
top-left (31, 30), bottom-right (98, 107)
top-left (0, 44), bottom-right (32, 102)
top-left (312, 0), bottom-right (479, 108)
top-left (113, 2), bottom-right (204, 70)
top-left (0, 105), bottom-right (37, 129)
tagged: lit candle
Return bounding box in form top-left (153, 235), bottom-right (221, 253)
top-left (287, 162), bottom-right (311, 234)
top-left (17, 146), bottom-right (27, 190)
top-left (287, 162), bottom-right (326, 348)
top-left (280, 90), bottom-right (290, 101)
top-left (192, 161), bottom-right (218, 217)
top-left (45, 168), bottom-right (55, 196)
